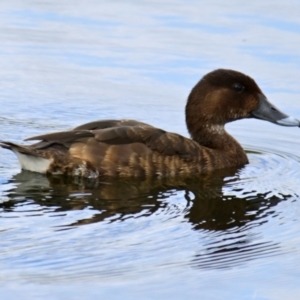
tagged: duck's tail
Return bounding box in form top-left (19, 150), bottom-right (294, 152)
top-left (0, 141), bottom-right (52, 173)
top-left (0, 141), bottom-right (34, 154)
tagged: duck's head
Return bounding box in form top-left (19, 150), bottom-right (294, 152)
top-left (186, 69), bottom-right (299, 137)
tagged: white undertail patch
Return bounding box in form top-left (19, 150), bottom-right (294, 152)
top-left (13, 151), bottom-right (52, 174)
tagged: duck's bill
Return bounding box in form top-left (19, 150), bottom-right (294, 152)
top-left (251, 94), bottom-right (300, 127)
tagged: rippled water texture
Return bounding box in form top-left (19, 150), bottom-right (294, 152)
top-left (1, 1), bottom-right (300, 299)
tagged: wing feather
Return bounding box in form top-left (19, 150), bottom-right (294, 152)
top-left (24, 123), bottom-right (199, 160)
top-left (73, 119), bottom-right (153, 130)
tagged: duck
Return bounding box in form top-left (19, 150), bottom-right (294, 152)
top-left (1, 69), bottom-right (299, 178)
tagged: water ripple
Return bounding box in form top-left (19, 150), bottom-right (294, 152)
top-left (1, 145), bottom-right (300, 282)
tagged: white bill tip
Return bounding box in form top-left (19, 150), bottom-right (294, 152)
top-left (276, 116), bottom-right (300, 126)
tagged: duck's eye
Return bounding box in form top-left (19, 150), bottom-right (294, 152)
top-left (233, 83), bottom-right (245, 92)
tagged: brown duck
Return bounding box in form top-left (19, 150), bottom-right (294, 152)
top-left (1, 69), bottom-right (299, 178)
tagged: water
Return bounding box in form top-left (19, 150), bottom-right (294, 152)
top-left (1, 1), bottom-right (300, 299)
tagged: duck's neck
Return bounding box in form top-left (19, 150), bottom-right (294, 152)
top-left (188, 123), bottom-right (248, 166)
top-left (185, 88), bottom-right (249, 166)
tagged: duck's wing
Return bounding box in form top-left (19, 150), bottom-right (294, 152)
top-left (25, 125), bottom-right (199, 160)
top-left (73, 119), bottom-right (154, 130)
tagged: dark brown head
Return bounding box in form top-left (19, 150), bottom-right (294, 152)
top-left (186, 69), bottom-right (300, 139)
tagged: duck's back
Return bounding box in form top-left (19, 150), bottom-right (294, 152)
top-left (20, 119), bottom-right (212, 177)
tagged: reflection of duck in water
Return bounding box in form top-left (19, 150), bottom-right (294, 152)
top-left (2, 169), bottom-right (287, 231)
top-left (1, 69), bottom-right (299, 177)
top-left (1, 170), bottom-right (286, 269)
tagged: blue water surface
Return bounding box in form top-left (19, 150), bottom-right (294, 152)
top-left (1, 1), bottom-right (300, 299)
